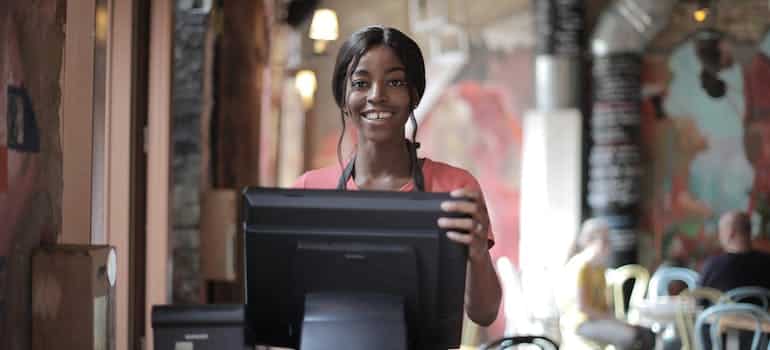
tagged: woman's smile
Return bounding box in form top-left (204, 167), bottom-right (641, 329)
top-left (361, 111), bottom-right (394, 121)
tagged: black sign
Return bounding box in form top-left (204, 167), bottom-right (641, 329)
top-left (534, 0), bottom-right (584, 56)
top-left (588, 53), bottom-right (643, 266)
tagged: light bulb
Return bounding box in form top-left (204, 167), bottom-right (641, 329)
top-left (295, 70), bottom-right (317, 109)
top-left (693, 8), bottom-right (708, 22)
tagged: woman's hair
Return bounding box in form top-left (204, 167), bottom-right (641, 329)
top-left (330, 25), bottom-right (426, 167)
top-left (567, 217), bottom-right (611, 259)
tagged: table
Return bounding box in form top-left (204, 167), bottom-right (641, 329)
top-left (635, 296), bottom-right (697, 327)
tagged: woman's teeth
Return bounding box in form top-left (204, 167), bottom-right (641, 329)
top-left (362, 112), bottom-right (392, 120)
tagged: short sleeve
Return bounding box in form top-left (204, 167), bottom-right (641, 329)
top-left (291, 172), bottom-right (307, 188)
top-left (466, 176), bottom-right (495, 248)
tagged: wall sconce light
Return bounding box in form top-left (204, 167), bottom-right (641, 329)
top-left (308, 8), bottom-right (338, 54)
top-left (95, 5), bottom-right (109, 42)
top-left (693, 7), bottom-right (709, 22)
top-left (693, 0), bottom-right (710, 22)
top-left (295, 69), bottom-right (317, 110)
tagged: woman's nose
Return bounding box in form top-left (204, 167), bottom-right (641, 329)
top-left (367, 81), bottom-right (387, 103)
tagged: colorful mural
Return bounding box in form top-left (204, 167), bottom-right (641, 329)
top-left (418, 45), bottom-right (529, 337)
top-left (0, 2), bottom-right (64, 348)
top-left (641, 23), bottom-right (770, 268)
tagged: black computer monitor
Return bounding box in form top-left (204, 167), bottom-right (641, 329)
top-left (152, 304), bottom-right (247, 350)
top-left (242, 188), bottom-right (469, 350)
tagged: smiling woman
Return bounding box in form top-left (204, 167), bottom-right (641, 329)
top-left (292, 25), bottom-right (502, 327)
top-left (329, 26), bottom-right (425, 174)
top-left (344, 45), bottom-right (414, 178)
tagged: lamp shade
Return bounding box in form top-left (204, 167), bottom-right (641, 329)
top-left (308, 9), bottom-right (338, 41)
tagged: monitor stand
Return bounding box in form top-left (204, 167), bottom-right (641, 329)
top-left (299, 292), bottom-right (408, 350)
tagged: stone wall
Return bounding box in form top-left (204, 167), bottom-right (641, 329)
top-left (172, 5), bottom-right (208, 304)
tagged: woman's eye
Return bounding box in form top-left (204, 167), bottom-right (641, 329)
top-left (388, 80), bottom-right (407, 87)
top-left (351, 80), bottom-right (369, 89)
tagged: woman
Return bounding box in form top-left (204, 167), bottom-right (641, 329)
top-left (558, 218), bottom-right (654, 349)
top-left (293, 25), bottom-right (501, 326)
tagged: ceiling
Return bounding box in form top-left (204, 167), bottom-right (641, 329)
top-left (443, 0), bottom-right (530, 31)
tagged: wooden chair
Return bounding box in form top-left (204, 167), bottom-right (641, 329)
top-left (674, 287), bottom-right (723, 350)
top-left (460, 312), bottom-right (486, 350)
top-left (606, 264), bottom-right (650, 323)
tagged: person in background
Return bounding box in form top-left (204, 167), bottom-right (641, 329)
top-left (292, 25), bottom-right (501, 326)
top-left (558, 218), bottom-right (655, 350)
top-left (700, 210), bottom-right (770, 291)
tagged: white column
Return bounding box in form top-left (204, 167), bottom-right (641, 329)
top-left (518, 109), bottom-right (583, 331)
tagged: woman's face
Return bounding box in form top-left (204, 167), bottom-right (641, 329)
top-left (589, 229), bottom-right (611, 266)
top-left (345, 45), bottom-right (413, 144)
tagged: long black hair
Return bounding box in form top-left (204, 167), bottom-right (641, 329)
top-left (330, 25), bottom-right (426, 168)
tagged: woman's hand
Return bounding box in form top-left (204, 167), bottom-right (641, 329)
top-left (437, 187), bottom-right (501, 326)
top-left (437, 188), bottom-right (491, 262)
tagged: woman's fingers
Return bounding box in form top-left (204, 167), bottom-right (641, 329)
top-left (446, 231), bottom-right (474, 245)
top-left (449, 188), bottom-right (481, 201)
top-left (440, 200), bottom-right (478, 216)
top-left (439, 218), bottom-right (486, 244)
top-left (437, 217), bottom-right (475, 232)
top-left (441, 188), bottom-right (486, 222)
top-left (440, 188), bottom-right (491, 261)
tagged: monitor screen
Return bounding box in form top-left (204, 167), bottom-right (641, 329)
top-left (242, 188), bottom-right (468, 349)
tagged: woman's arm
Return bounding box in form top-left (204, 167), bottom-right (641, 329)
top-left (464, 244), bottom-right (502, 326)
top-left (438, 188), bottom-right (502, 326)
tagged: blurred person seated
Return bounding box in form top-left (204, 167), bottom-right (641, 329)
top-left (699, 211), bottom-right (770, 349)
top-left (558, 218), bottom-right (655, 350)
top-left (700, 210), bottom-right (770, 292)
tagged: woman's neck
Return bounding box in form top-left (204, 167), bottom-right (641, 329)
top-left (353, 138), bottom-right (412, 189)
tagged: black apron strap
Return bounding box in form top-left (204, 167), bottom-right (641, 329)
top-left (336, 140), bottom-right (425, 192)
top-left (336, 156), bottom-right (357, 190)
top-left (407, 141), bottom-right (425, 192)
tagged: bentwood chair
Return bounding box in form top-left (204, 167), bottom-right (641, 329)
top-left (649, 266), bottom-right (699, 300)
top-left (606, 264), bottom-right (650, 323)
top-left (675, 287), bottom-right (723, 350)
top-left (693, 303), bottom-right (770, 350)
top-left (479, 335), bottom-right (559, 350)
top-left (720, 286), bottom-right (770, 310)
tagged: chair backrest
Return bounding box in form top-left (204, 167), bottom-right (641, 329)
top-left (674, 287), bottom-right (724, 350)
top-left (720, 286), bottom-right (770, 310)
top-left (683, 287), bottom-right (724, 306)
top-left (606, 264), bottom-right (650, 322)
top-left (693, 303), bottom-right (770, 350)
top-left (649, 266), bottom-right (699, 300)
top-left (479, 335), bottom-right (559, 350)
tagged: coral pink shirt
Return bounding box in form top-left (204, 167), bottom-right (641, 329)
top-left (293, 158), bottom-right (495, 244)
